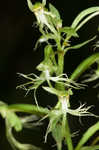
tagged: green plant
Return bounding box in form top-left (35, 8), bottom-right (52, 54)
top-left (0, 0), bottom-right (99, 150)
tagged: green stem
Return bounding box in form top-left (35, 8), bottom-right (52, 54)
top-left (63, 115), bottom-right (74, 150)
top-left (58, 51), bottom-right (64, 74)
top-left (55, 49), bottom-right (65, 91)
top-left (56, 32), bottom-right (64, 75)
top-left (56, 49), bottom-right (65, 89)
top-left (56, 38), bottom-right (74, 150)
top-left (57, 144), bottom-right (62, 150)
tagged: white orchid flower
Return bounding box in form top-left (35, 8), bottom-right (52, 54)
top-left (60, 96), bottom-right (97, 117)
top-left (27, 0), bottom-right (57, 34)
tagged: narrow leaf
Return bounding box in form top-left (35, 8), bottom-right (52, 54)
top-left (65, 36), bottom-right (96, 53)
top-left (75, 122), bottom-right (99, 150)
top-left (70, 53), bottom-right (99, 81)
top-left (80, 145), bottom-right (99, 150)
top-left (71, 7), bottom-right (99, 29)
top-left (75, 11), bottom-right (99, 31)
top-left (8, 104), bottom-right (49, 116)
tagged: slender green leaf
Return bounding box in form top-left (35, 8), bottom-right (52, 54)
top-left (80, 145), bottom-right (99, 150)
top-left (71, 7), bottom-right (99, 29)
top-left (65, 36), bottom-right (96, 53)
top-left (75, 122), bottom-right (99, 150)
top-left (8, 104), bottom-right (49, 116)
top-left (75, 11), bottom-right (99, 31)
top-left (70, 53), bottom-right (99, 81)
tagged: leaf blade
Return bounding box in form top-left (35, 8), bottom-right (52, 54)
top-left (71, 7), bottom-right (99, 29)
top-left (75, 122), bottom-right (99, 150)
top-left (70, 53), bottom-right (99, 81)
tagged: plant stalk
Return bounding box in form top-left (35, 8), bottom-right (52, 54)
top-left (63, 114), bottom-right (74, 150)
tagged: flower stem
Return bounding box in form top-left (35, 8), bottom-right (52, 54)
top-left (58, 51), bottom-right (64, 75)
top-left (64, 116), bottom-right (74, 150)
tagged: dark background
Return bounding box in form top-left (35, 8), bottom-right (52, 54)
top-left (0, 0), bottom-right (99, 150)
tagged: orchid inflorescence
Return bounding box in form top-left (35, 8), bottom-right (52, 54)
top-left (0, 1), bottom-right (99, 150)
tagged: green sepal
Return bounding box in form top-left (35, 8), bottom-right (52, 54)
top-left (36, 45), bottom-right (57, 74)
top-left (48, 3), bottom-right (62, 29)
top-left (52, 123), bottom-right (63, 150)
top-left (44, 45), bottom-right (53, 60)
top-left (42, 0), bottom-right (46, 6)
top-left (49, 3), bottom-right (61, 19)
top-left (52, 123), bottom-right (63, 143)
top-left (42, 86), bottom-right (68, 97)
top-left (27, 0), bottom-right (34, 12)
top-left (45, 110), bottom-right (62, 143)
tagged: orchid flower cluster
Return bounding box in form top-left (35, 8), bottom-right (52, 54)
top-left (0, 0), bottom-right (99, 150)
